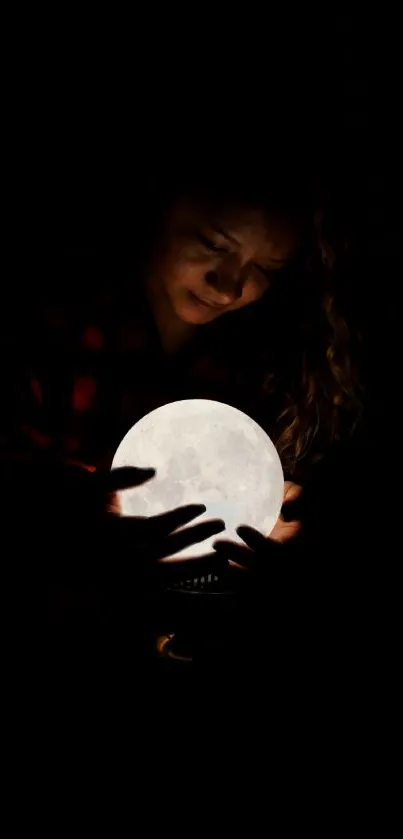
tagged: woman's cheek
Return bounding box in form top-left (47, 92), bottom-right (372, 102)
top-left (156, 253), bottom-right (200, 293)
top-left (175, 261), bottom-right (207, 289)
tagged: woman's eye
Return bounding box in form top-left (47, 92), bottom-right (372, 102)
top-left (197, 234), bottom-right (228, 254)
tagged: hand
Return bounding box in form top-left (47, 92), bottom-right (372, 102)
top-left (212, 481), bottom-right (303, 572)
top-left (2, 463), bottom-right (227, 586)
top-left (269, 481), bottom-right (303, 543)
top-left (105, 467), bottom-right (228, 587)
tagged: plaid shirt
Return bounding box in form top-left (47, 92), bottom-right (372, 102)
top-left (1, 259), bottom-right (270, 474)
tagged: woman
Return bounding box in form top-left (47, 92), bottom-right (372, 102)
top-left (1, 162), bottom-right (362, 571)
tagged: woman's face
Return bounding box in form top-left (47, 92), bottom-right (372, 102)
top-left (149, 199), bottom-right (301, 325)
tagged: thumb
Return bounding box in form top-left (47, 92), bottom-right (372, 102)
top-left (282, 481), bottom-right (304, 521)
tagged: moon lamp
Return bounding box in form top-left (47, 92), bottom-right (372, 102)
top-left (111, 399), bottom-right (284, 560)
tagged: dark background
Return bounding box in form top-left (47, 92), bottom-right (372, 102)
top-left (37, 14), bottom-right (397, 531)
top-left (17, 14), bottom-right (397, 681)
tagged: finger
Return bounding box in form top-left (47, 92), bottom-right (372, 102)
top-left (147, 503), bottom-right (207, 537)
top-left (213, 540), bottom-right (259, 570)
top-left (153, 518), bottom-right (225, 560)
top-left (282, 482), bottom-right (304, 521)
top-left (107, 491), bottom-right (120, 515)
top-left (101, 467), bottom-right (156, 493)
top-left (236, 525), bottom-right (271, 553)
top-left (270, 519), bottom-right (302, 543)
top-left (283, 481), bottom-right (303, 501)
top-left (281, 498), bottom-right (304, 522)
top-left (109, 504), bottom-right (208, 537)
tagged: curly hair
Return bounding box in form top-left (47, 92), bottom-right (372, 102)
top-left (258, 206), bottom-right (363, 475)
top-left (147, 159), bottom-right (364, 475)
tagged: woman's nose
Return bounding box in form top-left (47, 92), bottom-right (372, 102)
top-left (204, 269), bottom-right (243, 304)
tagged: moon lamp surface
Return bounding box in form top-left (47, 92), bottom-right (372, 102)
top-left (111, 399), bottom-right (284, 560)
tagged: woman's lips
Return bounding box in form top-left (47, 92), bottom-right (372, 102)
top-left (189, 291), bottom-right (228, 311)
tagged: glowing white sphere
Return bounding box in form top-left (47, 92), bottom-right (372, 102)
top-left (111, 399), bottom-right (284, 560)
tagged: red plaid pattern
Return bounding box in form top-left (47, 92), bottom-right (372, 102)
top-left (1, 281), bottom-right (267, 473)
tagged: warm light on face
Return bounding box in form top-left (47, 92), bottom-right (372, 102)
top-left (111, 399), bottom-right (284, 559)
top-left (152, 202), bottom-right (300, 327)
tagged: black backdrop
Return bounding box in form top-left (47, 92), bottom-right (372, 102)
top-left (10, 15), bottom-right (399, 685)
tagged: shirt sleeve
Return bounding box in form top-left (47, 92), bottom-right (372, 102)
top-left (0, 301), bottom-right (98, 470)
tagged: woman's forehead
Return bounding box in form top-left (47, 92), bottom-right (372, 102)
top-left (169, 197), bottom-right (299, 234)
top-left (167, 198), bottom-right (302, 254)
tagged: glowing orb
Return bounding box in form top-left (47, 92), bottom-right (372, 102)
top-left (111, 399), bottom-right (284, 560)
